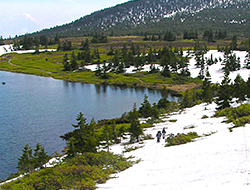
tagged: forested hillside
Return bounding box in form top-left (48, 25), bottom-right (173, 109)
top-left (28, 0), bottom-right (250, 38)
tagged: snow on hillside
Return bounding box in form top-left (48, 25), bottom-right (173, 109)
top-left (188, 50), bottom-right (249, 84)
top-left (0, 44), bottom-right (56, 56)
top-left (1, 45), bottom-right (250, 188)
top-left (85, 50), bottom-right (249, 84)
top-left (97, 50), bottom-right (250, 189)
top-left (98, 101), bottom-right (250, 190)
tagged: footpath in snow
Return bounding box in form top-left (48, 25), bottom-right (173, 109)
top-left (97, 102), bottom-right (250, 190)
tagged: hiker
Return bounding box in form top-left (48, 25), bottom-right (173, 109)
top-left (162, 127), bottom-right (166, 139)
top-left (156, 131), bottom-right (162, 142)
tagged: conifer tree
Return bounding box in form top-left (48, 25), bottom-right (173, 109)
top-left (202, 67), bottom-right (213, 103)
top-left (215, 69), bottom-right (232, 110)
top-left (246, 77), bottom-right (250, 99)
top-left (139, 94), bottom-right (152, 118)
top-left (62, 53), bottom-right (71, 71)
top-left (17, 144), bottom-right (33, 173)
top-left (0, 36), bottom-right (4, 45)
top-left (197, 58), bottom-right (205, 80)
top-left (157, 87), bottom-right (170, 109)
top-left (33, 143), bottom-right (49, 169)
top-left (129, 104), bottom-right (143, 143)
top-left (70, 51), bottom-right (78, 71)
top-left (244, 51), bottom-right (250, 69)
top-left (230, 35), bottom-right (238, 50)
top-left (233, 74), bottom-right (247, 103)
top-left (61, 113), bottom-right (98, 157)
top-left (107, 45), bottom-right (115, 55)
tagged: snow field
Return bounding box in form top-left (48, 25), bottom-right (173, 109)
top-left (98, 102), bottom-right (250, 190)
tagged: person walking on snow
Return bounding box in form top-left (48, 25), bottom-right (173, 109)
top-left (162, 127), bottom-right (166, 139)
top-left (156, 131), bottom-right (162, 142)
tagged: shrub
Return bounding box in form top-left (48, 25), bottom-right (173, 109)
top-left (0, 151), bottom-right (136, 189)
top-left (214, 103), bottom-right (250, 128)
top-left (201, 115), bottom-right (209, 119)
top-left (165, 132), bottom-right (200, 146)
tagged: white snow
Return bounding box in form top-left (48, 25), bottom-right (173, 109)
top-left (0, 44), bottom-right (56, 56)
top-left (85, 50), bottom-right (249, 84)
top-left (97, 102), bottom-right (250, 190)
top-left (1, 45), bottom-right (250, 188)
top-left (188, 50), bottom-right (249, 84)
top-left (97, 49), bottom-right (250, 189)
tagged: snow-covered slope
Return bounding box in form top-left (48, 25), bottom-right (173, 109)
top-left (98, 102), bottom-right (250, 189)
top-left (97, 49), bottom-right (250, 189)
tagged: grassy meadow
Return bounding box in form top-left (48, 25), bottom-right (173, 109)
top-left (0, 36), bottom-right (231, 93)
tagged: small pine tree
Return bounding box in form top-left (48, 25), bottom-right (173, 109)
top-left (215, 70), bottom-right (232, 110)
top-left (202, 67), bottom-right (213, 103)
top-left (244, 51), bottom-right (250, 69)
top-left (33, 143), bottom-right (49, 169)
top-left (17, 144), bottom-right (33, 173)
top-left (139, 94), bottom-right (152, 118)
top-left (70, 51), bottom-right (78, 71)
top-left (61, 113), bottom-right (98, 156)
top-left (129, 104), bottom-right (143, 143)
top-left (233, 74), bottom-right (247, 103)
top-left (246, 76), bottom-right (250, 99)
top-left (62, 53), bottom-right (71, 71)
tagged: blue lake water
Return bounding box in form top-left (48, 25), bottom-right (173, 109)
top-left (0, 70), bottom-right (179, 180)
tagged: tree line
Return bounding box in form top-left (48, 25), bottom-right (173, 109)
top-left (62, 39), bottom-right (191, 80)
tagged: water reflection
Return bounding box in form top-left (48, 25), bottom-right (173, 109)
top-left (0, 71), bottom-right (180, 181)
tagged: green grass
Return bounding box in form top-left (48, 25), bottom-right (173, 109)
top-left (0, 35), bottom-right (206, 92)
top-left (0, 151), bottom-right (137, 190)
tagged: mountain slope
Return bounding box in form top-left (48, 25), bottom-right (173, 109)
top-left (36, 0), bottom-right (250, 37)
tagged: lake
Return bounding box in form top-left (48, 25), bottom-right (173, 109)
top-left (0, 70), bottom-right (179, 181)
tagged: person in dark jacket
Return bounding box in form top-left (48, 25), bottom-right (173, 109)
top-left (156, 131), bottom-right (162, 142)
top-left (162, 127), bottom-right (166, 139)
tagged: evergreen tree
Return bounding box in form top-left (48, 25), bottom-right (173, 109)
top-left (62, 53), bottom-right (71, 71)
top-left (33, 143), bottom-right (49, 169)
top-left (116, 62), bottom-right (125, 74)
top-left (233, 74), bottom-right (247, 103)
top-left (164, 31), bottom-right (176, 41)
top-left (60, 113), bottom-right (98, 157)
top-left (215, 70), bottom-right (232, 110)
top-left (0, 36), bottom-right (4, 45)
top-left (70, 51), bottom-right (78, 71)
top-left (113, 50), bottom-right (120, 67)
top-left (54, 34), bottom-right (60, 44)
top-left (84, 47), bottom-right (92, 63)
top-left (230, 35), bottom-right (238, 50)
top-left (129, 104), bottom-right (143, 143)
top-left (246, 77), bottom-right (250, 99)
top-left (57, 41), bottom-right (62, 51)
top-left (197, 58), bottom-right (205, 80)
top-left (92, 48), bottom-right (100, 59)
top-left (17, 144), bottom-right (33, 173)
top-left (244, 51), bottom-right (250, 69)
top-left (139, 94), bottom-right (152, 118)
top-left (203, 30), bottom-right (214, 42)
top-left (202, 67), bottom-right (213, 103)
top-left (223, 53), bottom-right (241, 72)
top-left (107, 45), bottom-right (115, 55)
top-left (62, 40), bottom-right (72, 51)
top-left (81, 39), bottom-right (90, 51)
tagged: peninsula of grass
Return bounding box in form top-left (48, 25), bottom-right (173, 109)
top-left (0, 50), bottom-right (201, 93)
top-left (0, 36), bottom-right (212, 93)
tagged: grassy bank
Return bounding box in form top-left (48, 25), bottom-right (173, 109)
top-left (0, 36), bottom-right (208, 93)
